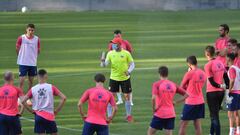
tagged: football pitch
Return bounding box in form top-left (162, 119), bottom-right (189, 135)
top-left (1, 10), bottom-right (240, 134)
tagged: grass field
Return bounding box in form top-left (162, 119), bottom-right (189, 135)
top-left (1, 10), bottom-right (240, 135)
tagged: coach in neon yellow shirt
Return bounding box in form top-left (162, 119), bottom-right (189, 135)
top-left (101, 37), bottom-right (135, 123)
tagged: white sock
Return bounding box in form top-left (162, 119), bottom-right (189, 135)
top-left (230, 127), bottom-right (235, 135)
top-left (130, 93), bottom-right (133, 103)
top-left (237, 126), bottom-right (240, 134)
top-left (117, 92), bottom-right (122, 102)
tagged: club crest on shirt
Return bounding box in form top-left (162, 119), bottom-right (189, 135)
top-left (166, 84), bottom-right (172, 90)
top-left (38, 88), bottom-right (47, 99)
top-left (97, 93), bottom-right (104, 99)
top-left (216, 63), bottom-right (222, 69)
top-left (3, 89), bottom-right (9, 96)
top-left (199, 74), bottom-right (204, 80)
top-left (120, 55), bottom-right (124, 58)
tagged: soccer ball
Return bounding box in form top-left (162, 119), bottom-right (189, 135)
top-left (21, 6), bottom-right (28, 13)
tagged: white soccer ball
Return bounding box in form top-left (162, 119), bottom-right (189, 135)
top-left (21, 6), bottom-right (28, 13)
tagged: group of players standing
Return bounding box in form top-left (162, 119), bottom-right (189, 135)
top-left (147, 24), bottom-right (240, 135)
top-left (0, 23), bottom-right (240, 135)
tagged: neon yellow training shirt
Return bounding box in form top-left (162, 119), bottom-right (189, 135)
top-left (106, 49), bottom-right (134, 81)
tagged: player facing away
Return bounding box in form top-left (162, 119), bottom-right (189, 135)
top-left (178, 56), bottom-right (207, 135)
top-left (215, 24), bottom-right (230, 67)
top-left (78, 73), bottom-right (117, 135)
top-left (204, 46), bottom-right (228, 135)
top-left (16, 24), bottom-right (40, 92)
top-left (22, 69), bottom-right (67, 135)
top-left (108, 30), bottom-right (134, 106)
top-left (147, 66), bottom-right (188, 135)
top-left (101, 37), bottom-right (135, 122)
top-left (0, 71), bottom-right (24, 135)
top-left (226, 53), bottom-right (240, 135)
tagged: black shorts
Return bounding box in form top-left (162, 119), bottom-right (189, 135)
top-left (206, 91), bottom-right (224, 119)
top-left (109, 78), bottom-right (132, 94)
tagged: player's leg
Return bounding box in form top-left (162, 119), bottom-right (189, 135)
top-left (96, 124), bottom-right (109, 135)
top-left (130, 92), bottom-right (134, 106)
top-left (228, 111), bottom-right (235, 135)
top-left (28, 66), bottom-right (37, 90)
top-left (178, 120), bottom-right (189, 135)
top-left (82, 121), bottom-right (95, 135)
top-left (108, 79), bottom-right (119, 117)
top-left (164, 130), bottom-right (172, 135)
top-left (148, 116), bottom-right (164, 135)
top-left (0, 114), bottom-right (8, 135)
top-left (193, 119), bottom-right (202, 135)
top-left (45, 119), bottom-right (58, 135)
top-left (147, 127), bottom-right (157, 135)
top-left (207, 91), bottom-right (224, 135)
top-left (121, 78), bottom-right (133, 122)
top-left (34, 114), bottom-right (47, 135)
top-left (164, 118), bottom-right (174, 135)
top-left (116, 87), bottom-right (123, 105)
top-left (19, 65), bottom-right (28, 90)
top-left (236, 110), bottom-right (240, 134)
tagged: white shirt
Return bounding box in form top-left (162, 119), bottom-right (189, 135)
top-left (17, 34), bottom-right (39, 66)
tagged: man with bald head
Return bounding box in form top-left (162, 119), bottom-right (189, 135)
top-left (0, 71), bottom-right (24, 135)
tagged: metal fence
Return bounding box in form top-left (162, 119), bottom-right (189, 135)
top-left (1, 0), bottom-right (240, 11)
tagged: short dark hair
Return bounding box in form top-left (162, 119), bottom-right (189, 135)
top-left (38, 69), bottom-right (47, 77)
top-left (158, 66), bottom-right (168, 77)
top-left (237, 43), bottom-right (240, 49)
top-left (186, 56), bottom-right (197, 65)
top-left (220, 24), bottom-right (229, 33)
top-left (114, 30), bottom-right (121, 35)
top-left (227, 53), bottom-right (236, 61)
top-left (27, 23), bottom-right (35, 29)
top-left (3, 71), bottom-right (14, 82)
top-left (94, 73), bottom-right (105, 83)
top-left (228, 38), bottom-right (238, 44)
top-left (205, 45), bottom-right (215, 57)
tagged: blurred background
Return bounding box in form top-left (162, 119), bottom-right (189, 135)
top-left (1, 0), bottom-right (240, 11)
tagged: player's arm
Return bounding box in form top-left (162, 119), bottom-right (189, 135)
top-left (125, 53), bottom-right (135, 76)
top-left (37, 38), bottom-right (41, 54)
top-left (16, 36), bottom-right (22, 55)
top-left (174, 86), bottom-right (189, 105)
top-left (21, 94), bottom-right (35, 114)
top-left (125, 62), bottom-right (135, 76)
top-left (151, 83), bottom-right (157, 113)
top-left (180, 72), bottom-right (190, 89)
top-left (18, 97), bottom-right (24, 115)
top-left (125, 40), bottom-right (133, 53)
top-left (100, 52), bottom-right (110, 67)
top-left (54, 91), bottom-right (67, 115)
top-left (78, 91), bottom-right (89, 120)
top-left (151, 95), bottom-right (156, 113)
top-left (107, 94), bottom-right (118, 123)
top-left (228, 68), bottom-right (236, 93)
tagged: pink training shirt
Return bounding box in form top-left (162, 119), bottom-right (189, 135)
top-left (215, 37), bottom-right (229, 66)
top-left (234, 57), bottom-right (240, 68)
top-left (228, 66), bottom-right (240, 94)
top-left (27, 84), bottom-right (60, 121)
top-left (0, 84), bottom-right (24, 116)
top-left (80, 86), bottom-right (116, 125)
top-left (152, 79), bottom-right (186, 119)
top-left (204, 59), bottom-right (225, 92)
top-left (181, 68), bottom-right (206, 105)
top-left (108, 40), bottom-right (133, 53)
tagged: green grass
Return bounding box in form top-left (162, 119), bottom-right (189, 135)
top-left (0, 10), bottom-right (240, 134)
